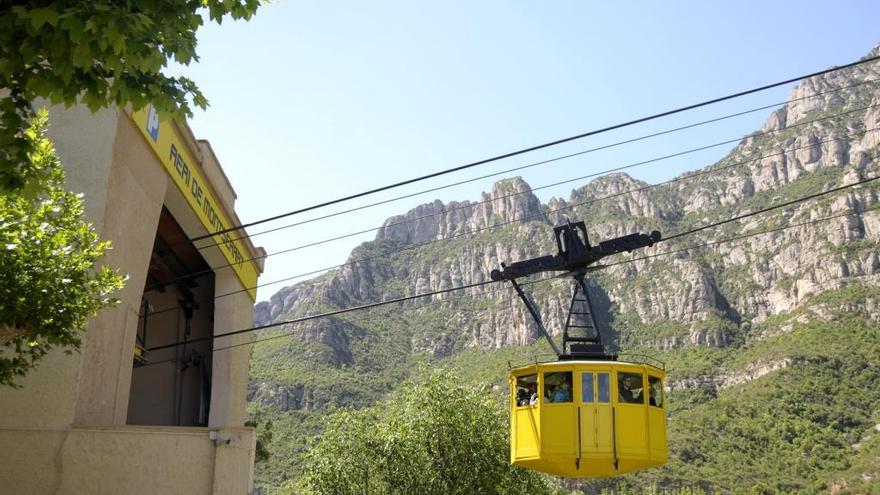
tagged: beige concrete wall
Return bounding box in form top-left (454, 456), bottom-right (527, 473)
top-left (0, 104), bottom-right (120, 428)
top-left (209, 271), bottom-right (256, 429)
top-left (42, 102), bottom-right (118, 232)
top-left (213, 428), bottom-right (258, 495)
top-left (0, 426), bottom-right (255, 495)
top-left (73, 110), bottom-right (169, 426)
top-left (0, 348), bottom-right (83, 428)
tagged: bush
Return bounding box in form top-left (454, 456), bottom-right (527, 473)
top-left (298, 369), bottom-right (562, 495)
top-left (0, 110), bottom-right (124, 386)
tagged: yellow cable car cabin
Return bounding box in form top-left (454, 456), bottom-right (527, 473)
top-left (490, 220), bottom-right (667, 478)
top-left (509, 360), bottom-right (667, 477)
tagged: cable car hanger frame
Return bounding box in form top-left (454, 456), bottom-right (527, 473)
top-left (491, 220), bottom-right (660, 361)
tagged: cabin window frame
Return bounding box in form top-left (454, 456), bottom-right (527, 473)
top-left (596, 372), bottom-right (611, 403)
top-left (616, 370), bottom-right (646, 405)
top-left (514, 373), bottom-right (539, 408)
top-left (580, 371), bottom-right (595, 403)
top-left (542, 371), bottom-right (573, 405)
top-left (648, 374), bottom-right (664, 408)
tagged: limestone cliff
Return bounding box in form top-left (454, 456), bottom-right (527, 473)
top-left (251, 50), bottom-right (880, 410)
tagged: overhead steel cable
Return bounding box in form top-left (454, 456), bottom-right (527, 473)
top-left (146, 279), bottom-right (498, 352)
top-left (144, 173), bottom-right (880, 352)
top-left (190, 55), bottom-right (880, 243)
top-left (194, 77), bottom-right (880, 251)
top-left (249, 202), bottom-right (879, 353)
top-left (144, 125), bottom-right (879, 317)
top-left (147, 113), bottom-right (878, 294)
top-left (216, 104), bottom-right (876, 258)
top-left (142, 203), bottom-right (878, 363)
top-left (204, 126), bottom-right (879, 302)
top-left (136, 279), bottom-right (536, 369)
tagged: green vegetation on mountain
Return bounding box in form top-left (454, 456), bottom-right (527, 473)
top-left (250, 284), bottom-right (880, 494)
top-left (248, 48), bottom-right (880, 494)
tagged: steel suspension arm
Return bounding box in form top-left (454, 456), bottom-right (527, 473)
top-left (509, 279), bottom-right (561, 358)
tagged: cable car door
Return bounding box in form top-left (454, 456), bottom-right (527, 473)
top-left (512, 373), bottom-right (540, 460)
top-left (647, 373), bottom-right (667, 462)
top-left (615, 370), bottom-right (649, 460)
top-left (541, 371), bottom-right (576, 458)
top-left (579, 370), bottom-right (613, 458)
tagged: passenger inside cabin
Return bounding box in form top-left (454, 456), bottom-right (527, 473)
top-left (516, 386), bottom-right (537, 406)
top-left (649, 376), bottom-right (663, 407)
top-left (544, 372), bottom-right (573, 403)
top-left (553, 382), bottom-right (572, 402)
top-left (618, 373), bottom-right (644, 404)
top-left (544, 383), bottom-right (556, 401)
top-left (516, 374), bottom-right (538, 407)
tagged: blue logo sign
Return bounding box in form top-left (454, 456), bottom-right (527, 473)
top-left (146, 105), bottom-right (160, 142)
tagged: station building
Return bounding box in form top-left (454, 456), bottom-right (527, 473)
top-left (0, 103), bottom-right (265, 494)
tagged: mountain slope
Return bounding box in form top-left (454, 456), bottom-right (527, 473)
top-left (249, 45), bottom-right (880, 494)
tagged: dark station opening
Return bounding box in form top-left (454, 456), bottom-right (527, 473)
top-left (127, 207), bottom-right (215, 427)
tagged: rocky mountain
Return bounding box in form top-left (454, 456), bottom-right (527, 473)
top-left (249, 45), bottom-right (880, 494)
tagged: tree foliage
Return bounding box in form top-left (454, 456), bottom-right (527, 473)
top-left (247, 412), bottom-right (275, 465)
top-left (297, 369), bottom-right (562, 495)
top-left (0, 110), bottom-right (124, 386)
top-left (0, 0), bottom-right (261, 192)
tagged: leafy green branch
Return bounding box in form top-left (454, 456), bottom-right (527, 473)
top-left (0, 110), bottom-right (124, 386)
top-left (0, 0), bottom-right (261, 192)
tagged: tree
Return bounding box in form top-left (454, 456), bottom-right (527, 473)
top-left (298, 369), bottom-right (562, 495)
top-left (246, 412), bottom-right (275, 464)
top-left (0, 110), bottom-right (124, 386)
top-left (0, 0), bottom-right (261, 193)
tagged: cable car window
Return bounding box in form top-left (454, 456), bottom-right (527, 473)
top-left (597, 372), bottom-right (610, 403)
top-left (649, 375), bottom-right (664, 408)
top-left (543, 371), bottom-right (572, 403)
top-left (618, 372), bottom-right (645, 404)
top-left (581, 372), bottom-right (595, 403)
top-left (516, 374), bottom-right (538, 407)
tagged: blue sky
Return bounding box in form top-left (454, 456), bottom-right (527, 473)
top-left (175, 0), bottom-right (880, 301)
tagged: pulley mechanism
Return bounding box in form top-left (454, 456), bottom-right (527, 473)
top-left (491, 220), bottom-right (660, 360)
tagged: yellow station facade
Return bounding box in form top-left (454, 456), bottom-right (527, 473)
top-left (0, 102), bottom-right (265, 495)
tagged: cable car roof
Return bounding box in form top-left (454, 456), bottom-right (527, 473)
top-left (508, 354), bottom-right (665, 374)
